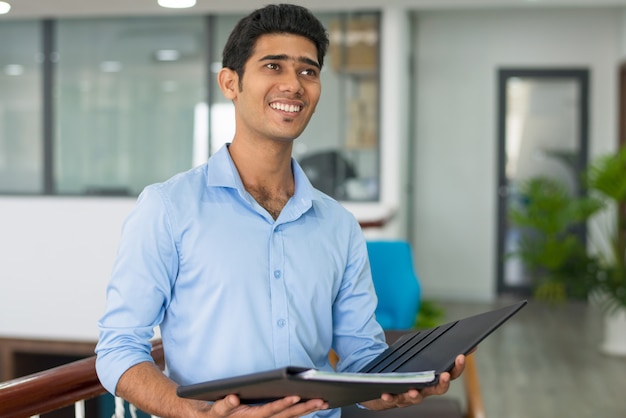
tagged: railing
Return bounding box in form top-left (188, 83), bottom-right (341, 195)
top-left (0, 340), bottom-right (164, 418)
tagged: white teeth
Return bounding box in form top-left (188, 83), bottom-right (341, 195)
top-left (270, 103), bottom-right (301, 113)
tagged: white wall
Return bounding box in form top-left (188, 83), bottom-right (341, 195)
top-left (0, 197), bottom-right (135, 340)
top-left (412, 7), bottom-right (622, 301)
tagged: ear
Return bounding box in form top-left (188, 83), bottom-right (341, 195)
top-left (218, 67), bottom-right (239, 100)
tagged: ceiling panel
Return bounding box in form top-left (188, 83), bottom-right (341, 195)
top-left (3, 0), bottom-right (626, 20)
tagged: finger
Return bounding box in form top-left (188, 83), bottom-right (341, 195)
top-left (378, 389), bottom-right (422, 408)
top-left (282, 399), bottom-right (328, 417)
top-left (256, 396), bottom-right (300, 416)
top-left (420, 372), bottom-right (451, 398)
top-left (380, 392), bottom-right (398, 404)
top-left (449, 354), bottom-right (466, 380)
top-left (394, 389), bottom-right (422, 407)
top-left (209, 394), bottom-right (242, 417)
top-left (257, 397), bottom-right (328, 418)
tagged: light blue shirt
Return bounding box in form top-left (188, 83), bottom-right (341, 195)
top-left (95, 145), bottom-right (386, 417)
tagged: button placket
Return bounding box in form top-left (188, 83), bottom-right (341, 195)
top-left (269, 226), bottom-right (289, 365)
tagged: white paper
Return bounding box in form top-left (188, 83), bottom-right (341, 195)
top-left (297, 369), bottom-right (436, 384)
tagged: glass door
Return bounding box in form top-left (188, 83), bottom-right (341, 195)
top-left (496, 68), bottom-right (589, 294)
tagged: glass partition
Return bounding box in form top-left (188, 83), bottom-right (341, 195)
top-left (0, 12), bottom-right (380, 200)
top-left (0, 21), bottom-right (43, 193)
top-left (55, 16), bottom-right (207, 195)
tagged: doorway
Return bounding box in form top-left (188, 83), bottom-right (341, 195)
top-left (496, 68), bottom-right (590, 295)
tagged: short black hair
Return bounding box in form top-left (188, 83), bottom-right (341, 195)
top-left (222, 4), bottom-right (329, 83)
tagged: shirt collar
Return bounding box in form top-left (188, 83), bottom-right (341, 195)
top-left (205, 144), bottom-right (245, 190)
top-left (206, 144), bottom-right (315, 222)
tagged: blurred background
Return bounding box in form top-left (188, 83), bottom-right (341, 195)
top-left (1, 1), bottom-right (626, 417)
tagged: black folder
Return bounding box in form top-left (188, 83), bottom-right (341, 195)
top-left (177, 300), bottom-right (527, 408)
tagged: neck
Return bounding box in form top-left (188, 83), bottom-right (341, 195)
top-left (228, 138), bottom-right (295, 219)
top-left (229, 138), bottom-right (293, 188)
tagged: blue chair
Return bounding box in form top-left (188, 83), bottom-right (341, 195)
top-left (366, 240), bottom-right (421, 330)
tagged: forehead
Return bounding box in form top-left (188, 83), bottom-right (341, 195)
top-left (250, 33), bottom-right (318, 62)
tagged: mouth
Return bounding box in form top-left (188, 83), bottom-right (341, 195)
top-left (269, 101), bottom-right (303, 114)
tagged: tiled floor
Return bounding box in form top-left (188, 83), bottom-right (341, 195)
top-left (437, 297), bottom-right (626, 418)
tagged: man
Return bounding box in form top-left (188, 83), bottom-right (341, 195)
top-left (95, 4), bottom-right (466, 417)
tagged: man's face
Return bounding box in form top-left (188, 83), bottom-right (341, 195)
top-left (224, 33), bottom-right (322, 144)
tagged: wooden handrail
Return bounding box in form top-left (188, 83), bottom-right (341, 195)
top-left (0, 340), bottom-right (164, 418)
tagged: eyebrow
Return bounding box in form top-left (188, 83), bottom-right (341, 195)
top-left (259, 54), bottom-right (320, 69)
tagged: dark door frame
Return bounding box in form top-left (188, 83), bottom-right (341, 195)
top-left (496, 68), bottom-right (590, 296)
top-left (618, 62), bottom-right (626, 258)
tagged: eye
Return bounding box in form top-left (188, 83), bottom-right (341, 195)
top-left (266, 63), bottom-right (280, 71)
top-left (300, 68), bottom-right (318, 77)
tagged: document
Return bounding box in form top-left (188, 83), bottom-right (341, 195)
top-left (177, 366), bottom-right (438, 409)
top-left (296, 369), bottom-right (436, 384)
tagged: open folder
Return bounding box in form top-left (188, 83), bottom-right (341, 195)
top-left (177, 300), bottom-right (527, 409)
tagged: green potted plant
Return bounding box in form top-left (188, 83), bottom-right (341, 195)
top-left (508, 176), bottom-right (601, 301)
top-left (585, 147), bottom-right (626, 355)
top-left (509, 147), bottom-right (626, 356)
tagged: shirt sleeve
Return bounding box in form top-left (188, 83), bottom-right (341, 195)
top-left (95, 185), bottom-right (179, 395)
top-left (331, 217), bottom-right (387, 373)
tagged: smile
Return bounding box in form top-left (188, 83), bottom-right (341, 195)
top-left (270, 102), bottom-right (302, 113)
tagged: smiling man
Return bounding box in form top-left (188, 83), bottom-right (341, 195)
top-left (219, 32), bottom-right (322, 220)
top-left (95, 4), bottom-right (466, 418)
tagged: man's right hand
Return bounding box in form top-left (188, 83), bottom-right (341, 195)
top-left (116, 362), bottom-right (328, 418)
top-left (196, 394), bottom-right (328, 418)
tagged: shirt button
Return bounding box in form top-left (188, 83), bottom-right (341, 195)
top-left (277, 319), bottom-right (286, 328)
top-left (273, 270), bottom-right (281, 279)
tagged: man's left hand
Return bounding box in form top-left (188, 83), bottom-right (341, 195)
top-left (358, 353), bottom-right (467, 410)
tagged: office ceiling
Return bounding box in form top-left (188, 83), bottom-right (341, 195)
top-left (4, 0), bottom-right (626, 19)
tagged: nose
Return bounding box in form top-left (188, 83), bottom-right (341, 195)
top-left (278, 69), bottom-right (304, 95)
